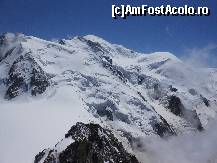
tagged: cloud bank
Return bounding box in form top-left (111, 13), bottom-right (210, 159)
top-left (182, 44), bottom-right (217, 68)
top-left (135, 120), bottom-right (217, 163)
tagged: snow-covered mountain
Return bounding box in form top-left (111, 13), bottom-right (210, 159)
top-left (0, 32), bottom-right (217, 163)
top-left (34, 122), bottom-right (139, 163)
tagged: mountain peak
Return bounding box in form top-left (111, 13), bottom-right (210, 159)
top-left (1, 32), bottom-right (217, 163)
top-left (83, 35), bottom-right (108, 43)
top-left (34, 122), bottom-right (139, 163)
top-left (148, 52), bottom-right (181, 62)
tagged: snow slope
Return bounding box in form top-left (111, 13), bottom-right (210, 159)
top-left (0, 33), bottom-right (217, 163)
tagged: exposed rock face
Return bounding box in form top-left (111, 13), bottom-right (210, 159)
top-left (169, 85), bottom-right (178, 92)
top-left (34, 123), bottom-right (140, 163)
top-left (200, 95), bottom-right (210, 107)
top-left (5, 53), bottom-right (49, 99)
top-left (167, 95), bottom-right (184, 116)
top-left (152, 116), bottom-right (176, 137)
top-left (165, 95), bottom-right (203, 131)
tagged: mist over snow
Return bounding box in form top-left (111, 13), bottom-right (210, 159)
top-left (135, 119), bottom-right (217, 163)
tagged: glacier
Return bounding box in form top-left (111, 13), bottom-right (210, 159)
top-left (0, 32), bottom-right (217, 163)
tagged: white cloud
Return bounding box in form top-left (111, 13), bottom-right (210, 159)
top-left (135, 119), bottom-right (217, 163)
top-left (182, 44), bottom-right (217, 68)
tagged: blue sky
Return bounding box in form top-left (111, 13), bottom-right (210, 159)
top-left (0, 0), bottom-right (216, 65)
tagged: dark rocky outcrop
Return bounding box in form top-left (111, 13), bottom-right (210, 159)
top-left (200, 95), bottom-right (210, 107)
top-left (169, 85), bottom-right (178, 92)
top-left (59, 39), bottom-right (66, 45)
top-left (165, 95), bottom-right (203, 131)
top-left (5, 53), bottom-right (49, 99)
top-left (167, 95), bottom-right (184, 116)
top-left (151, 116), bottom-right (176, 137)
top-left (34, 122), bottom-right (139, 163)
top-left (30, 67), bottom-right (50, 96)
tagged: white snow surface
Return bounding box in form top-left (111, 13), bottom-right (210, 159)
top-left (0, 86), bottom-right (98, 163)
top-left (0, 33), bottom-right (217, 163)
